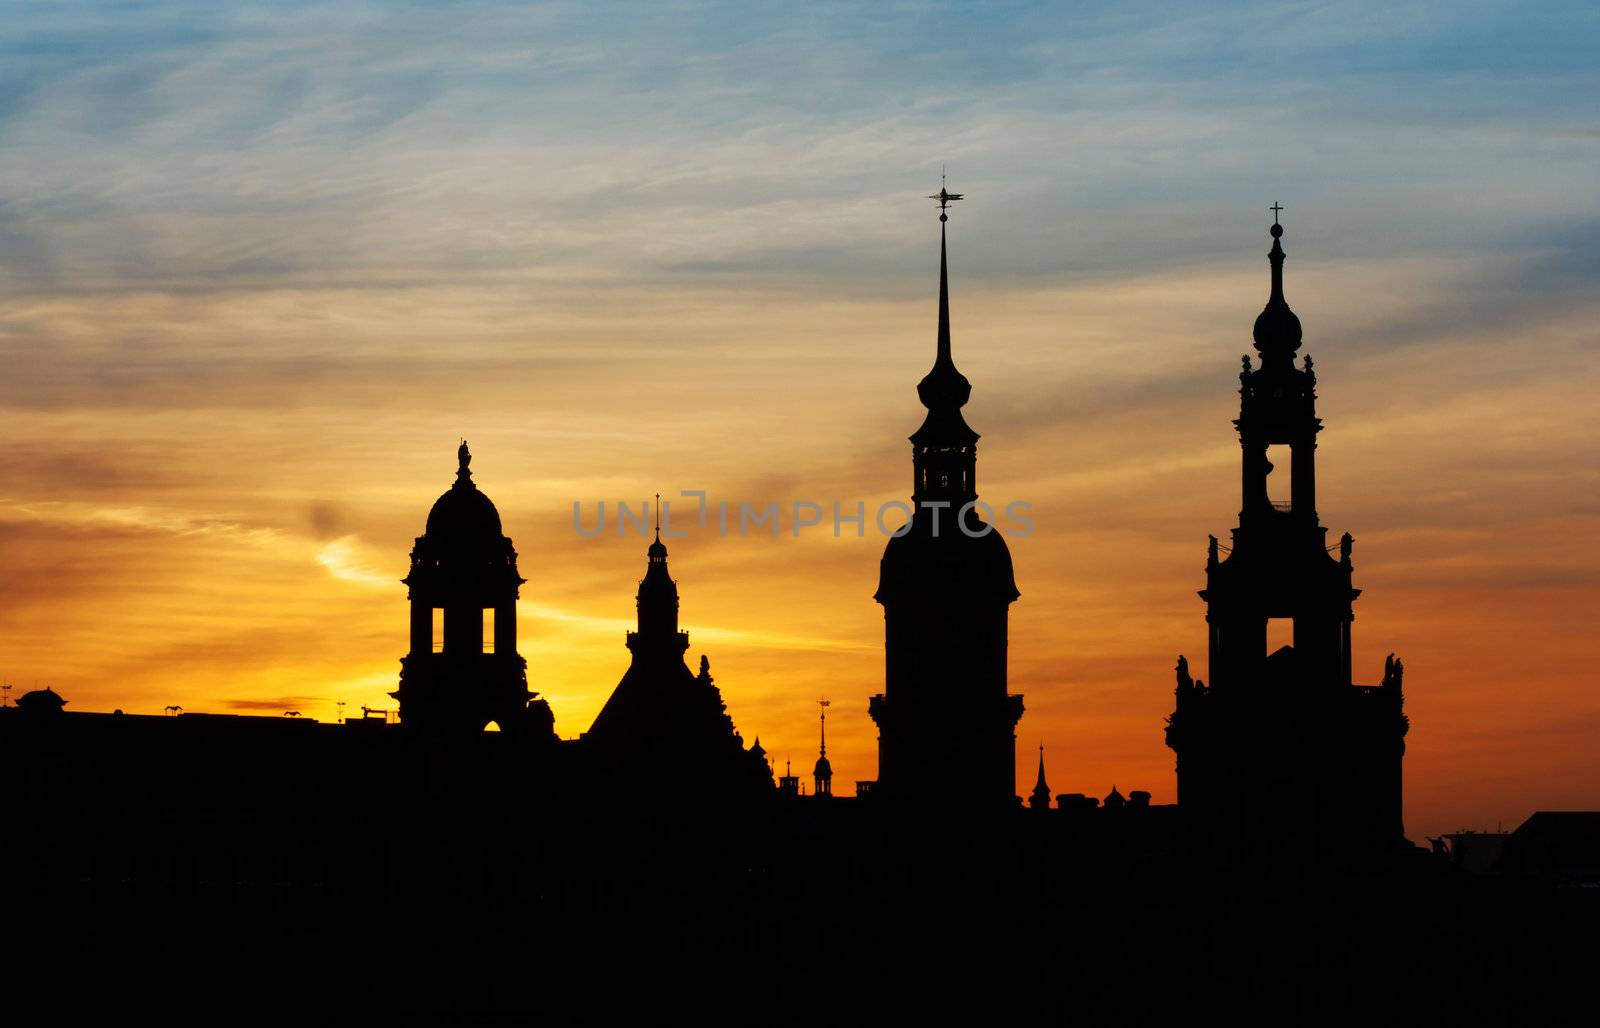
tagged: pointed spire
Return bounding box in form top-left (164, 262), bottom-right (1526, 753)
top-left (1029, 743), bottom-right (1052, 809)
top-left (916, 178), bottom-right (973, 417)
top-left (937, 220), bottom-right (952, 367)
top-left (647, 491), bottom-right (668, 562)
top-left (1252, 207), bottom-right (1303, 365)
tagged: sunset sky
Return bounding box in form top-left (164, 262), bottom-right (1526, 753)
top-left (1, 2), bottom-right (1596, 839)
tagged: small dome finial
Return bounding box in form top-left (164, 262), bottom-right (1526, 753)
top-left (454, 439), bottom-right (474, 487)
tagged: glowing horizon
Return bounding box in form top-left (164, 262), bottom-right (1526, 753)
top-left (2, 2), bottom-right (1597, 840)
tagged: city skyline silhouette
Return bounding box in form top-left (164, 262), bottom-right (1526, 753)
top-left (1, 193), bottom-right (1595, 843)
top-left (7, 198), bottom-right (1595, 1017)
top-left (2, 4), bottom-right (1598, 938)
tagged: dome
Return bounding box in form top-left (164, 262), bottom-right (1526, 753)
top-left (876, 512), bottom-right (1019, 606)
top-left (1252, 299), bottom-right (1303, 354)
top-left (16, 687), bottom-right (66, 714)
top-left (426, 482), bottom-right (503, 542)
top-left (813, 754), bottom-right (832, 778)
top-left (423, 441), bottom-right (504, 544)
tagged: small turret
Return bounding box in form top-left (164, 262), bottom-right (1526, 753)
top-left (1029, 744), bottom-right (1052, 810)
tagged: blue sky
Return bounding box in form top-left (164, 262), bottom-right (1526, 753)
top-left (3, 1), bottom-right (1596, 297)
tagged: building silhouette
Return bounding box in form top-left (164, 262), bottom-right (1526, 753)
top-left (869, 192), bottom-right (1023, 808)
top-left (1165, 217), bottom-right (1410, 864)
top-left (813, 701), bottom-right (833, 797)
top-left (11, 203), bottom-right (1589, 1017)
top-left (1029, 745), bottom-right (1051, 810)
top-left (582, 507), bottom-right (768, 798)
top-left (391, 440), bottom-right (553, 739)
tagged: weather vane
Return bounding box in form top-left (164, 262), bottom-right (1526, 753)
top-left (1270, 201), bottom-right (1284, 225)
top-left (929, 166), bottom-right (964, 222)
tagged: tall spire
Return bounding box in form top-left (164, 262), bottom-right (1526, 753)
top-left (917, 176), bottom-right (973, 417)
top-left (1252, 206), bottom-right (1303, 366)
top-left (937, 217), bottom-right (952, 367)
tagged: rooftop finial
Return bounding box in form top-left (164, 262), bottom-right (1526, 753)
top-left (928, 167), bottom-right (964, 223)
top-left (455, 439), bottom-right (473, 486)
top-left (646, 491), bottom-right (669, 562)
top-left (818, 698), bottom-right (830, 758)
top-left (1270, 200), bottom-right (1284, 226)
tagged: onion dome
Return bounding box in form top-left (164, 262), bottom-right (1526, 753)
top-left (1252, 219), bottom-right (1303, 365)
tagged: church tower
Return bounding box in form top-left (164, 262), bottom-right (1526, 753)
top-left (584, 511), bottom-right (769, 799)
top-left (1165, 215), bottom-right (1409, 863)
top-left (392, 442), bottom-right (551, 738)
top-left (869, 184), bottom-right (1024, 809)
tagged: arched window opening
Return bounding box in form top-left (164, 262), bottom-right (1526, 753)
top-left (1265, 444), bottom-right (1291, 509)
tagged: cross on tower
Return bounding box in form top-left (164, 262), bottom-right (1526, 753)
top-left (928, 168), bottom-right (965, 222)
top-left (1270, 201), bottom-right (1284, 224)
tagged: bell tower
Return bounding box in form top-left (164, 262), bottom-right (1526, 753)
top-left (1166, 215), bottom-right (1409, 863)
top-left (869, 182), bottom-right (1024, 809)
top-left (392, 442), bottom-right (549, 737)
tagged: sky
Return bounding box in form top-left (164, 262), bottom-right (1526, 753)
top-left (1, 1), bottom-right (1597, 839)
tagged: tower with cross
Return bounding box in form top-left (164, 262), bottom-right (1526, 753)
top-left (1165, 213), bottom-right (1409, 865)
top-left (869, 178), bottom-right (1024, 809)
